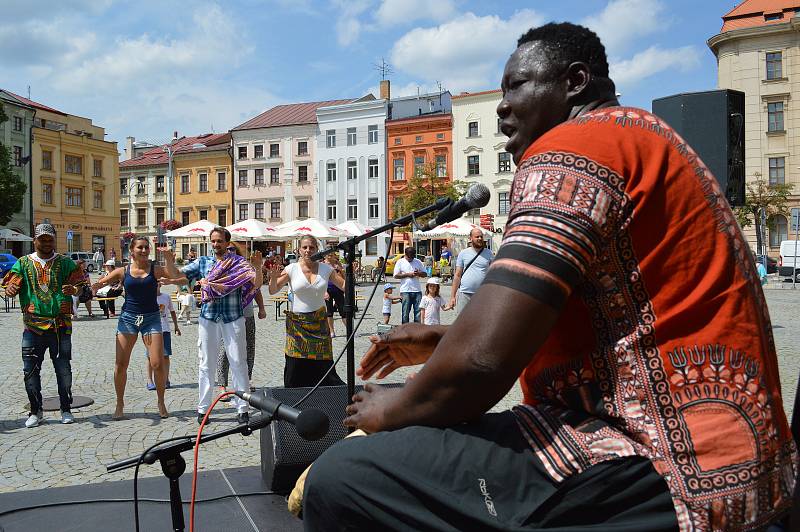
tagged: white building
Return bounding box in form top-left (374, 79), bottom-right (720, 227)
top-left (315, 96), bottom-right (388, 259)
top-left (451, 89), bottom-right (515, 232)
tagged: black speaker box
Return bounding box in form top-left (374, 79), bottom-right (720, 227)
top-left (652, 89), bottom-right (746, 206)
top-left (260, 383), bottom-right (403, 494)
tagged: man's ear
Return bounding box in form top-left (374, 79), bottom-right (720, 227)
top-left (564, 61), bottom-right (592, 103)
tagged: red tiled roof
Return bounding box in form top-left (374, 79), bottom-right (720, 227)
top-left (452, 89), bottom-right (502, 100)
top-left (232, 99), bottom-right (355, 131)
top-left (721, 1), bottom-right (800, 31)
top-left (120, 132), bottom-right (229, 168)
top-left (2, 89), bottom-right (67, 116)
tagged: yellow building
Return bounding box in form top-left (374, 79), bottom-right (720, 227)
top-left (172, 133), bottom-right (232, 258)
top-left (26, 96), bottom-right (119, 256)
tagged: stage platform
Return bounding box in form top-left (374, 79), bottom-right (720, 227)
top-left (0, 465), bottom-right (302, 531)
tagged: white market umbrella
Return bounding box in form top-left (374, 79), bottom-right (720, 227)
top-left (226, 219), bottom-right (279, 240)
top-left (333, 221), bottom-right (385, 237)
top-left (415, 217), bottom-right (493, 239)
top-left (273, 219), bottom-right (349, 239)
top-left (163, 219), bottom-right (217, 238)
top-left (0, 228), bottom-right (32, 241)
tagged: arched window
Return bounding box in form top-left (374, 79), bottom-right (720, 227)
top-left (770, 214), bottom-right (788, 248)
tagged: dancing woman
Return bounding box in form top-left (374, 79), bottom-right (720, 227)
top-left (268, 235), bottom-right (345, 387)
top-left (92, 236), bottom-right (180, 419)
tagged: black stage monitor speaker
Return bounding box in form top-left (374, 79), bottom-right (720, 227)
top-left (260, 383), bottom-right (403, 494)
top-left (652, 89), bottom-right (745, 206)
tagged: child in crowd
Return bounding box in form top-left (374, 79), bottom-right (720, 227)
top-left (177, 287), bottom-right (195, 325)
top-left (145, 288), bottom-right (181, 391)
top-left (420, 278), bottom-right (448, 326)
top-left (382, 283), bottom-right (401, 325)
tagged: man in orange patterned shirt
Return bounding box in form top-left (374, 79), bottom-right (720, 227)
top-left (303, 23), bottom-right (797, 531)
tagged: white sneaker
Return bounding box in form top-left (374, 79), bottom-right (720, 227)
top-left (185, 320), bottom-right (192, 325)
top-left (25, 411), bottom-right (43, 428)
top-left (61, 412), bottom-right (74, 424)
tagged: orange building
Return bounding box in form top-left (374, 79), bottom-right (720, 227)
top-left (386, 113), bottom-right (452, 253)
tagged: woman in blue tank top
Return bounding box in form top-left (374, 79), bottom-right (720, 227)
top-left (92, 236), bottom-right (182, 419)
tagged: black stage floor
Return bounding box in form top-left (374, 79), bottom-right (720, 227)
top-left (0, 465), bottom-right (303, 531)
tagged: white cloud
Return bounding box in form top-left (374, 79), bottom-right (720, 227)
top-left (332, 0), bottom-right (372, 47)
top-left (610, 45), bottom-right (701, 86)
top-left (390, 10), bottom-right (545, 91)
top-left (582, 0), bottom-right (668, 57)
top-left (374, 0), bottom-right (456, 27)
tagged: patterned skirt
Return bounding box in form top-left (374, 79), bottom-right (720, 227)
top-left (285, 307), bottom-right (332, 360)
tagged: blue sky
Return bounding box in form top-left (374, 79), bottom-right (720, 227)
top-left (0, 0), bottom-right (739, 151)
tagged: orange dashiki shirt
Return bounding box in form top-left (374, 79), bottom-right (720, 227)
top-left (483, 107), bottom-right (797, 531)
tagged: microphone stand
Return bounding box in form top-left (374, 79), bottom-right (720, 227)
top-left (106, 414), bottom-right (274, 532)
top-left (311, 197), bottom-right (452, 416)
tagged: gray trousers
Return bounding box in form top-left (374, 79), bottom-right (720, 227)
top-left (455, 292), bottom-right (472, 315)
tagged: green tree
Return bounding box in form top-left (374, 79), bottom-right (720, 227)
top-left (393, 162), bottom-right (467, 231)
top-left (734, 171), bottom-right (794, 256)
top-left (0, 102), bottom-right (27, 226)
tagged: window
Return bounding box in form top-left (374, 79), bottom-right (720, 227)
top-left (199, 209), bottom-right (208, 221)
top-left (347, 160), bottom-right (357, 180)
top-left (347, 127), bottom-right (357, 146)
top-left (13, 146), bottom-right (22, 166)
top-left (393, 158), bottom-right (404, 180)
top-left (769, 157), bottom-right (786, 185)
top-left (199, 172), bottom-right (208, 192)
top-left (498, 192), bottom-right (510, 215)
top-left (326, 129), bottom-right (336, 148)
top-left (93, 189), bottom-right (103, 209)
top-left (66, 187), bottom-right (82, 207)
top-left (156, 207), bottom-right (165, 225)
top-left (93, 159), bottom-right (102, 177)
top-left (181, 211), bottom-right (190, 225)
top-left (368, 158), bottom-right (379, 179)
top-left (13, 116), bottom-right (22, 131)
top-left (121, 209), bottom-right (128, 227)
top-left (368, 125), bottom-right (378, 144)
top-left (498, 152), bottom-right (511, 173)
top-left (136, 176), bottom-right (146, 194)
top-left (120, 177), bottom-right (128, 195)
top-left (467, 155), bottom-right (480, 175)
top-left (92, 235), bottom-right (105, 252)
top-left (298, 200), bottom-right (309, 218)
top-left (137, 208), bottom-right (146, 227)
top-left (218, 209), bottom-right (227, 227)
top-left (414, 155), bottom-right (425, 177)
top-left (765, 12), bottom-right (784, 21)
top-left (767, 52), bottom-right (783, 80)
top-left (327, 200), bottom-right (337, 220)
top-left (42, 150), bottom-right (52, 170)
top-left (768, 102), bottom-right (784, 131)
top-left (156, 175), bottom-right (165, 193)
top-left (365, 236), bottom-right (378, 255)
top-left (435, 155), bottom-right (446, 177)
top-left (270, 143), bottom-right (279, 157)
top-left (415, 135), bottom-right (422, 143)
top-left (770, 214), bottom-right (788, 247)
top-left (270, 201), bottom-right (280, 219)
top-left (217, 172), bottom-right (226, 191)
top-left (347, 199), bottom-right (357, 220)
top-left (254, 168), bottom-right (265, 185)
top-left (298, 165), bottom-right (308, 182)
top-left (71, 233), bottom-right (82, 251)
top-left (181, 174), bottom-right (190, 193)
top-left (270, 167), bottom-right (280, 184)
top-left (436, 133), bottom-right (444, 140)
top-left (254, 145), bottom-right (264, 158)
top-left (468, 121), bottom-right (479, 137)
top-left (327, 162), bottom-right (337, 182)
top-left (238, 146), bottom-right (247, 159)
top-left (42, 183), bottom-right (53, 205)
top-left (238, 169), bottom-right (248, 186)
top-left (394, 137), bottom-right (401, 145)
top-left (368, 197), bottom-right (378, 218)
top-left (254, 202), bottom-right (264, 220)
top-left (297, 141), bottom-right (308, 155)
top-left (239, 204), bottom-right (248, 221)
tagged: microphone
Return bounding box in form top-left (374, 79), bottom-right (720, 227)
top-left (234, 391), bottom-right (329, 441)
top-left (420, 183), bottom-right (491, 231)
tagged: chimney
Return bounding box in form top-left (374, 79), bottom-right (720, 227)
top-left (173, 131), bottom-right (179, 141)
top-left (379, 80), bottom-right (391, 101)
top-left (125, 136), bottom-right (135, 161)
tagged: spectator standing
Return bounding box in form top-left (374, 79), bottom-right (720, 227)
top-left (392, 247), bottom-right (426, 323)
top-left (109, 248), bottom-right (117, 263)
top-left (449, 228), bottom-right (494, 315)
top-left (71, 260), bottom-right (95, 318)
top-left (93, 247), bottom-right (104, 267)
top-left (324, 254), bottom-right (346, 337)
top-left (177, 287), bottom-right (195, 324)
top-left (440, 244), bottom-right (452, 264)
top-left (97, 259), bottom-right (122, 317)
top-left (420, 278), bottom-right (447, 325)
top-left (381, 283), bottom-right (401, 324)
top-left (145, 288), bottom-right (181, 390)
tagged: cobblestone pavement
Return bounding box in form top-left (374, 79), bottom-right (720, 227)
top-left (0, 280), bottom-right (797, 493)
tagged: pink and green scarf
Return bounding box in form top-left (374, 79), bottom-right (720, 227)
top-left (202, 252), bottom-right (258, 309)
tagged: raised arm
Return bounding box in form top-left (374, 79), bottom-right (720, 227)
top-left (267, 264), bottom-right (290, 295)
top-left (91, 267), bottom-right (124, 292)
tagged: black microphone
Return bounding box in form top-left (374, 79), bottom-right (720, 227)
top-left (420, 183), bottom-right (491, 231)
top-left (235, 391), bottom-right (329, 441)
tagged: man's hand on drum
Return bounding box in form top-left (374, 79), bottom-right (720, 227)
top-left (357, 323), bottom-right (446, 380)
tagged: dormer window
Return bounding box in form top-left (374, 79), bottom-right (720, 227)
top-left (765, 13), bottom-right (784, 21)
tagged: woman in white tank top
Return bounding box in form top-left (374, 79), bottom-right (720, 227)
top-left (268, 235), bottom-right (345, 387)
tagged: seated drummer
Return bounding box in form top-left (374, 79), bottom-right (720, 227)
top-left (301, 22), bottom-right (797, 531)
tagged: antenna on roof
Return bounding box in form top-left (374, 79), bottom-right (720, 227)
top-left (373, 57), bottom-right (393, 80)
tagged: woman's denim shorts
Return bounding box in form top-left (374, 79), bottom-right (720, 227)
top-left (117, 311), bottom-right (162, 337)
